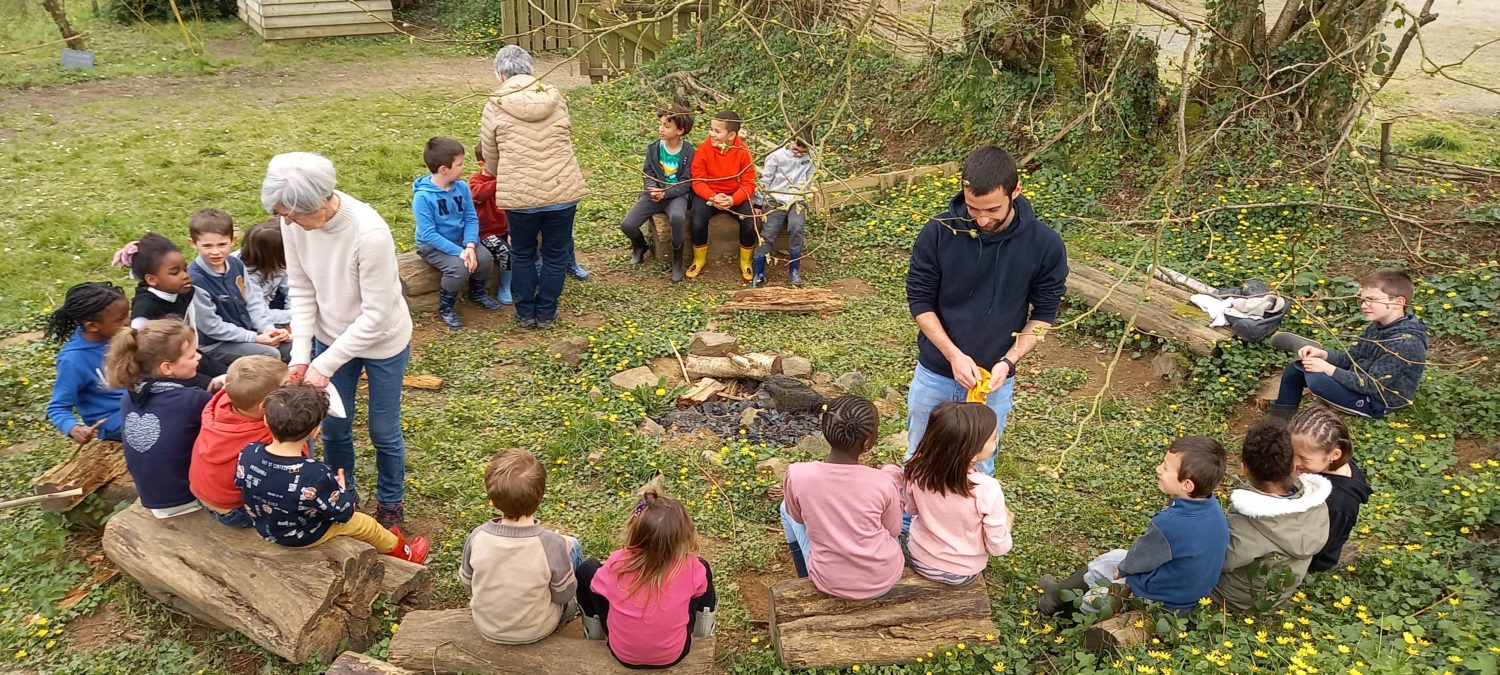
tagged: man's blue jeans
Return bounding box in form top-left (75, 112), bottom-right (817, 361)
top-left (904, 362), bottom-right (1015, 476)
top-left (314, 340), bottom-right (411, 508)
top-left (1274, 360), bottom-right (1385, 419)
top-left (509, 206), bottom-right (577, 322)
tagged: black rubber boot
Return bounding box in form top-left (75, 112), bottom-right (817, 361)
top-left (468, 277), bottom-right (504, 312)
top-left (670, 245), bottom-right (685, 283)
top-left (628, 233), bottom-right (650, 265)
top-left (1268, 403), bottom-right (1299, 423)
top-left (438, 290), bottom-right (463, 329)
top-left (1039, 568), bottom-right (1090, 616)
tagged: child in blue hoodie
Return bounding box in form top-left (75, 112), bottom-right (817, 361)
top-left (414, 136), bottom-right (503, 329)
top-left (45, 282), bottom-right (131, 444)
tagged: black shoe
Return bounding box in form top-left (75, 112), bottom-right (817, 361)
top-left (628, 234), bottom-right (650, 266)
top-left (517, 316), bottom-right (538, 329)
top-left (375, 503), bottom-right (404, 529)
top-left (468, 278), bottom-right (504, 312)
top-left (670, 246), bottom-right (685, 283)
top-left (1268, 403), bottom-right (1299, 423)
top-left (750, 273), bottom-right (766, 288)
top-left (437, 290), bottom-right (463, 329)
top-left (535, 317), bottom-right (557, 330)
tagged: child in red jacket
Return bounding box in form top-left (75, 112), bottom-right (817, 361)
top-left (189, 355), bottom-right (287, 527)
top-left (687, 111), bottom-right (757, 282)
top-left (472, 144), bottom-right (513, 305)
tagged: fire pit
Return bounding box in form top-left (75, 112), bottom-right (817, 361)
top-left (655, 376), bottom-right (824, 447)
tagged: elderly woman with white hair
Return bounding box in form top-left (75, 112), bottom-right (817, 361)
top-left (260, 151), bottom-right (415, 529)
top-left (480, 44), bottom-right (588, 329)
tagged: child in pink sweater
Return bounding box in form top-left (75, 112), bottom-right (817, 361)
top-left (904, 401), bottom-right (1014, 585)
top-left (780, 395), bottom-right (904, 599)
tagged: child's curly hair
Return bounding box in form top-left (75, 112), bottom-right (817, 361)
top-left (1241, 419), bottom-right (1295, 487)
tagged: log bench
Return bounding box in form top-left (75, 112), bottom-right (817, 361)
top-left (647, 212), bottom-right (791, 261)
top-left (387, 608), bottom-right (716, 674)
top-left (769, 570), bottom-right (999, 669)
top-left (1066, 257), bottom-right (1233, 356)
top-left (102, 503), bottom-right (431, 665)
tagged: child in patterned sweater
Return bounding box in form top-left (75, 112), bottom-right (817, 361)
top-left (237, 383), bottom-right (428, 563)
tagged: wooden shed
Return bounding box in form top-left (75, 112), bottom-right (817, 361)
top-left (238, 0), bottom-right (395, 40)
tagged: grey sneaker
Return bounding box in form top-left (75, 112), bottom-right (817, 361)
top-left (375, 503), bottom-right (404, 529)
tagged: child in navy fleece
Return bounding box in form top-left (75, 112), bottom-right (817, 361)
top-left (185, 208), bottom-right (290, 363)
top-left (45, 282), bottom-right (131, 444)
top-left (414, 136), bottom-right (502, 328)
top-left (1040, 437), bottom-right (1229, 615)
top-left (104, 318), bottom-right (215, 519)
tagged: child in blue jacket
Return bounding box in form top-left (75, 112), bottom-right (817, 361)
top-left (414, 136), bottom-right (503, 329)
top-left (45, 282), bottom-right (131, 443)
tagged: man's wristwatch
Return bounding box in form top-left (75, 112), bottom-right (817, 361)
top-left (998, 356), bottom-right (1017, 377)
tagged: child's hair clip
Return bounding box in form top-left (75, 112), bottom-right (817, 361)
top-left (112, 241), bottom-right (139, 271)
top-left (631, 500), bottom-right (648, 518)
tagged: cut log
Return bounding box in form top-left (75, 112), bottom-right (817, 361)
top-left (327, 651), bottom-right (415, 675)
top-left (688, 332), bottom-right (738, 357)
top-left (397, 252), bottom-right (441, 297)
top-left (685, 353), bottom-right (782, 381)
top-left (402, 375), bottom-right (444, 390)
top-left (102, 503), bottom-right (388, 665)
top-left (677, 377), bottom-right (726, 406)
top-left (387, 608), bottom-right (715, 674)
top-left (378, 556), bottom-right (433, 608)
top-left (1065, 266), bottom-right (1228, 357)
top-left (1089, 257), bottom-right (1201, 308)
top-left (770, 570), bottom-right (998, 669)
top-left (1083, 611), bottom-right (1152, 655)
top-left (720, 287), bottom-right (845, 316)
top-left (32, 440), bottom-right (126, 511)
top-left (407, 291), bottom-right (440, 314)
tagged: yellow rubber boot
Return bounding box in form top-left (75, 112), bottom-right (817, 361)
top-left (739, 246), bottom-right (754, 283)
top-left (685, 245), bottom-right (709, 279)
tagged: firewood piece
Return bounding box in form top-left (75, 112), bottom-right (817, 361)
top-left (402, 375), bottom-right (444, 390)
top-left (397, 252), bottom-right (441, 297)
top-left (685, 353), bottom-right (782, 381)
top-left (1084, 611), bottom-right (1152, 655)
top-left (770, 570), bottom-right (998, 669)
top-left (387, 609), bottom-right (715, 674)
top-left (1066, 264), bottom-right (1228, 356)
top-left (32, 439), bottom-right (126, 511)
top-left (378, 556), bottom-right (433, 608)
top-left (328, 652), bottom-right (415, 674)
top-left (720, 287), bottom-right (845, 315)
top-left (102, 504), bottom-right (386, 665)
top-left (677, 378), bottom-right (726, 406)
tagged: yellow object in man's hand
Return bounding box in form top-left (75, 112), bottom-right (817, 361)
top-left (966, 367), bottom-right (991, 403)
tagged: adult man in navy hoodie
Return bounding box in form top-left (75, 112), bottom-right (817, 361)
top-left (905, 146), bottom-right (1068, 476)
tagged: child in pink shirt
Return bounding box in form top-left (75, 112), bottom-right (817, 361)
top-left (904, 401), bottom-right (1015, 585)
top-left (780, 395), bottom-right (905, 599)
top-left (576, 485), bottom-right (716, 668)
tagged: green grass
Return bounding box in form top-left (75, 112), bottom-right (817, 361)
top-left (1, 22), bottom-right (1499, 675)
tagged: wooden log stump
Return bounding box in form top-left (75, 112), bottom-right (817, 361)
top-left (651, 212), bottom-right (784, 260)
top-left (1083, 611), bottom-right (1152, 655)
top-left (770, 570), bottom-right (998, 669)
top-left (387, 608), bottom-right (715, 674)
top-left (328, 651), bottom-right (415, 674)
top-left (397, 252), bottom-right (441, 298)
top-left (1066, 263), bottom-right (1229, 357)
top-left (720, 287), bottom-right (846, 316)
top-left (685, 353), bottom-right (782, 381)
top-left (102, 503), bottom-right (391, 665)
top-left (378, 556), bottom-right (433, 609)
top-left (32, 439), bottom-right (126, 511)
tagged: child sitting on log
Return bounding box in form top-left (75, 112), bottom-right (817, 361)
top-left (413, 136), bottom-right (503, 329)
top-left (1212, 420), bottom-right (1330, 612)
top-left (236, 383), bottom-right (428, 563)
top-left (45, 281), bottom-right (130, 445)
top-left (114, 232), bottom-right (227, 386)
top-left (189, 355), bottom-right (287, 528)
top-left (780, 395), bottom-right (905, 599)
top-left (1039, 436), bottom-right (1227, 616)
top-left (1289, 406), bottom-right (1369, 573)
top-left (105, 318), bottom-right (214, 519)
top-left (575, 481), bottom-right (716, 669)
top-left (903, 401), bottom-right (1014, 586)
top-left (461, 449), bottom-right (581, 645)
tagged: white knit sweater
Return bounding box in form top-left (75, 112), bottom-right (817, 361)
top-left (282, 190), bottom-right (412, 376)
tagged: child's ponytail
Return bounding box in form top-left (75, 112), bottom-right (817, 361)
top-left (45, 282), bottom-right (126, 342)
top-left (105, 318), bottom-right (193, 389)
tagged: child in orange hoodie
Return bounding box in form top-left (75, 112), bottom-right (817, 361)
top-left (687, 110), bottom-right (757, 282)
top-left (471, 144), bottom-right (513, 305)
top-left (189, 355), bottom-right (287, 527)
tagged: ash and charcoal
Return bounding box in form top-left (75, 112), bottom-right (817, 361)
top-left (655, 377), bottom-right (824, 447)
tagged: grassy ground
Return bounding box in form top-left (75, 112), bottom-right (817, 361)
top-left (2, 11), bottom-right (1499, 675)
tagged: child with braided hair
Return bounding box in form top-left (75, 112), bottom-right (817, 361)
top-left (1288, 406), bottom-right (1371, 572)
top-left (45, 282), bottom-right (130, 444)
top-left (779, 395), bottom-right (905, 599)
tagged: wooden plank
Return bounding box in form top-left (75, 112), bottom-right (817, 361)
top-left (258, 11), bottom-right (393, 28)
top-left (260, 0), bottom-right (391, 17)
top-left (603, 29), bottom-right (619, 80)
top-left (260, 21), bottom-right (394, 38)
top-left (528, 0), bottom-right (543, 51)
top-left (502, 0), bottom-right (518, 47)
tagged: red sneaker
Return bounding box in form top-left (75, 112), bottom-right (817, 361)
top-left (387, 526), bottom-right (430, 565)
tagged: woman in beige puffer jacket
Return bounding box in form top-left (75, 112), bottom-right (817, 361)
top-left (479, 45), bottom-right (588, 328)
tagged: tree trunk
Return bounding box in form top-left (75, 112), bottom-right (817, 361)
top-left (102, 504), bottom-right (388, 665)
top-left (770, 571), bottom-right (998, 669)
top-left (1066, 262), bottom-right (1230, 357)
top-left (387, 609), bottom-right (716, 674)
top-left (40, 0), bottom-right (86, 50)
top-left (685, 353), bottom-right (782, 381)
top-left (719, 288), bottom-right (846, 315)
top-left (963, 0), bottom-right (1102, 73)
top-left (328, 652), bottom-right (415, 675)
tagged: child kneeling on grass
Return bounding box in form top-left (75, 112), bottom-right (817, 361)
top-left (1212, 420), bottom-right (1330, 612)
top-left (190, 355), bottom-right (287, 528)
top-left (1039, 436), bottom-right (1227, 616)
top-left (576, 483), bottom-right (716, 669)
top-left (461, 449), bottom-right (582, 645)
top-left (236, 383), bottom-right (428, 563)
top-left (904, 401), bottom-right (1014, 586)
top-left (780, 395), bottom-right (905, 599)
top-left (46, 281), bottom-right (130, 445)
